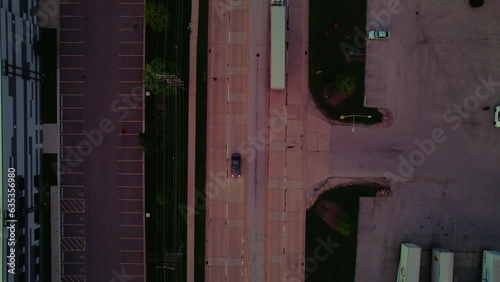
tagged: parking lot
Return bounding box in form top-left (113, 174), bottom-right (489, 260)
top-left (324, 0), bottom-right (500, 280)
top-left (59, 0), bottom-right (146, 281)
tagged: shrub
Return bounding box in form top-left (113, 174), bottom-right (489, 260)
top-left (144, 1), bottom-right (170, 32)
top-left (337, 214), bottom-right (355, 237)
top-left (335, 73), bottom-right (356, 94)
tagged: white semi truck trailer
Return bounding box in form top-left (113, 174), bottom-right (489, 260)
top-left (270, 1), bottom-right (286, 90)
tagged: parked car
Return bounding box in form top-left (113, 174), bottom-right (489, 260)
top-left (495, 105), bottom-right (500, 127)
top-left (469, 0), bottom-right (484, 7)
top-left (368, 30), bottom-right (390, 40)
top-left (231, 153), bottom-right (241, 177)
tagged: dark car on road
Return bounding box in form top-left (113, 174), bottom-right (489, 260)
top-left (231, 153), bottom-right (241, 177)
top-left (469, 0), bottom-right (484, 7)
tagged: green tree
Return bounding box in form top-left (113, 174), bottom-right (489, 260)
top-left (144, 1), bottom-right (170, 32)
top-left (143, 58), bottom-right (181, 96)
top-left (335, 73), bottom-right (356, 94)
top-left (337, 214), bottom-right (355, 237)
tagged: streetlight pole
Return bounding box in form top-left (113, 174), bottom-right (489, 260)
top-left (339, 114), bottom-right (372, 132)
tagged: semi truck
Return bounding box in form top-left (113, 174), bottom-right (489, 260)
top-left (270, 1), bottom-right (285, 90)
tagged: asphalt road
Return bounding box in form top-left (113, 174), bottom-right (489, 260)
top-left (59, 1), bottom-right (146, 281)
